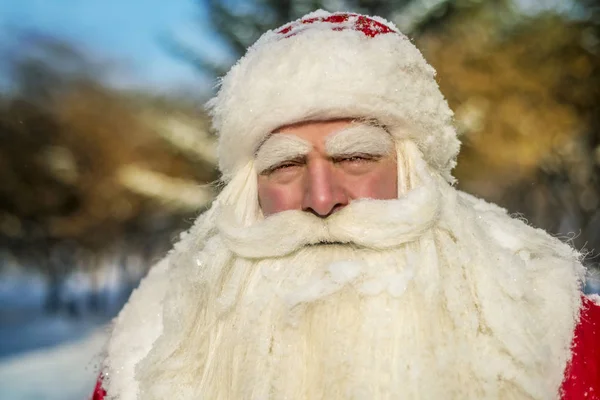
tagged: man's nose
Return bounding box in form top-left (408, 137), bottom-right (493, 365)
top-left (301, 160), bottom-right (348, 218)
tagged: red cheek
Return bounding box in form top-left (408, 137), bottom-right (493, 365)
top-left (342, 166), bottom-right (397, 200)
top-left (258, 183), bottom-right (303, 216)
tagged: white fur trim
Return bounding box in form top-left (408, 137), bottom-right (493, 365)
top-left (208, 11), bottom-right (460, 183)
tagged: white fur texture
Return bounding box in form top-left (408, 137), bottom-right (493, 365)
top-left (102, 143), bottom-right (585, 400)
top-left (208, 10), bottom-right (460, 183)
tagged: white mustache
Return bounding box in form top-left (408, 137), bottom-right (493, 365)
top-left (217, 183), bottom-right (441, 259)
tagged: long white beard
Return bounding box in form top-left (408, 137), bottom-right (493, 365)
top-left (124, 166), bottom-right (583, 400)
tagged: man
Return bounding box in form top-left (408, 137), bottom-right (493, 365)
top-left (94, 10), bottom-right (600, 400)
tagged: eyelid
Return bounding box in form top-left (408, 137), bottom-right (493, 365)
top-left (331, 152), bottom-right (380, 161)
top-left (261, 156), bottom-right (305, 175)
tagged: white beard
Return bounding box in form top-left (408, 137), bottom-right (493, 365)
top-left (102, 157), bottom-right (585, 400)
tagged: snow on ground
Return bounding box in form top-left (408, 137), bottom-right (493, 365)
top-left (0, 268), bottom-right (131, 358)
top-left (0, 268), bottom-right (132, 399)
top-left (0, 327), bottom-right (108, 400)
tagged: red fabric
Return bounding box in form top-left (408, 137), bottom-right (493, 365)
top-left (91, 376), bottom-right (106, 400)
top-left (91, 297), bottom-right (600, 400)
top-left (562, 296), bottom-right (600, 399)
top-left (276, 12), bottom-right (396, 38)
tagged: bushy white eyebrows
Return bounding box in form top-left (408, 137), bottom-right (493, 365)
top-left (254, 134), bottom-right (312, 174)
top-left (254, 124), bottom-right (394, 173)
top-left (325, 124), bottom-right (394, 156)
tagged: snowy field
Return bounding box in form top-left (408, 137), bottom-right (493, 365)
top-left (0, 269), bottom-right (131, 400)
top-left (0, 328), bottom-right (107, 400)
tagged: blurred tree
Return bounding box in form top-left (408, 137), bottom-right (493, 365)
top-left (6, 33), bottom-right (104, 102)
top-left (0, 34), bottom-right (219, 312)
top-left (416, 2), bottom-right (600, 266)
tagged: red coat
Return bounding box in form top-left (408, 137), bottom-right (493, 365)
top-left (561, 296), bottom-right (600, 399)
top-left (92, 296), bottom-right (600, 400)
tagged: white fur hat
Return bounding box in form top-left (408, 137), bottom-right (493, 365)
top-left (208, 10), bottom-right (460, 183)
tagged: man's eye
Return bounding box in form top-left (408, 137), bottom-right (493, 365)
top-left (274, 162), bottom-right (298, 170)
top-left (335, 154), bottom-right (377, 163)
top-left (343, 156), bottom-right (367, 162)
top-left (263, 161), bottom-right (301, 175)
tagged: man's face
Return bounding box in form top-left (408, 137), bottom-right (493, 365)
top-left (256, 119), bottom-right (398, 217)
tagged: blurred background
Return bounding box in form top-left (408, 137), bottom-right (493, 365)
top-left (0, 0), bottom-right (598, 399)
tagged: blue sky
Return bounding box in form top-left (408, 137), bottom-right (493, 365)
top-left (0, 0), bottom-right (230, 92)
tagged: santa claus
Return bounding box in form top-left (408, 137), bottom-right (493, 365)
top-left (93, 10), bottom-right (600, 400)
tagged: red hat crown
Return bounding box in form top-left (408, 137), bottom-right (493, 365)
top-left (276, 12), bottom-right (397, 39)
